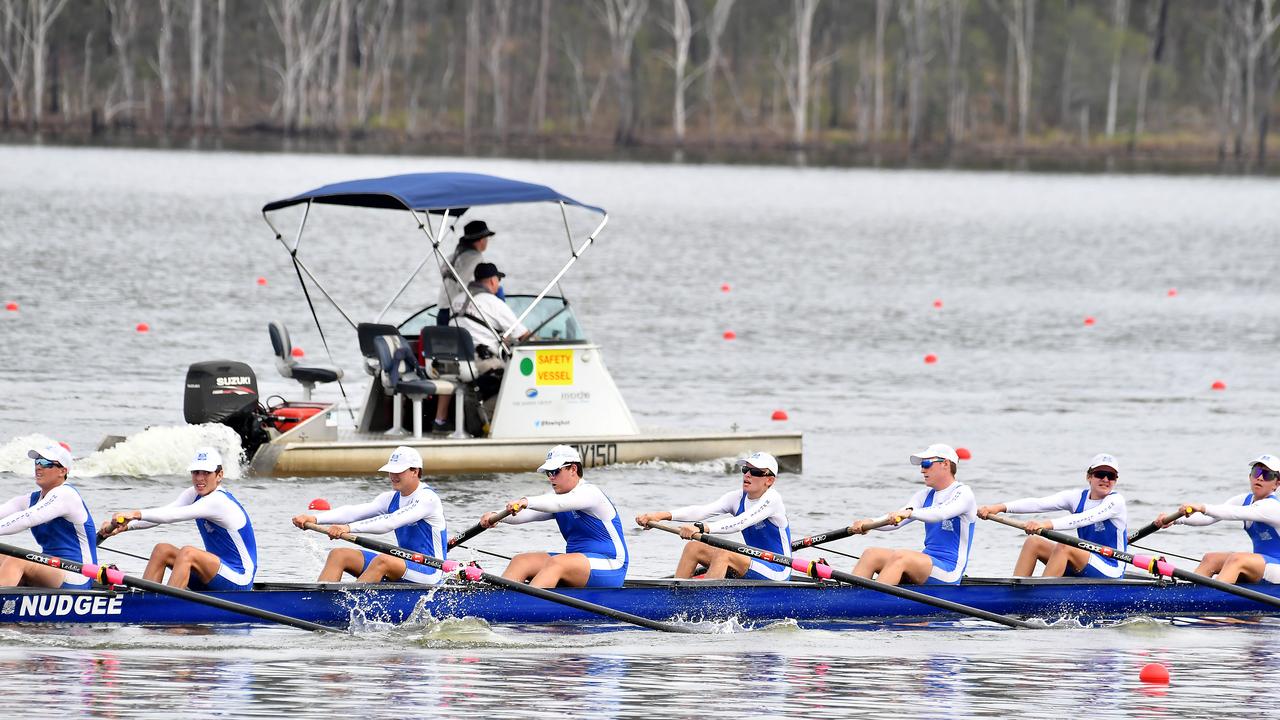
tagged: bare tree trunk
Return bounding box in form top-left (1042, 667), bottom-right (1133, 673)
top-left (30, 0), bottom-right (71, 127)
top-left (212, 0), bottom-right (224, 129)
top-left (464, 0), bottom-right (479, 141)
top-left (1002, 21), bottom-right (1014, 133)
top-left (1060, 31), bottom-right (1074, 126)
top-left (778, 0), bottom-right (819, 147)
top-left (856, 38), bottom-right (872, 143)
top-left (335, 0), bottom-right (349, 131)
top-left (899, 0), bottom-right (928, 150)
top-left (989, 0), bottom-right (1034, 144)
top-left (530, 0), bottom-right (550, 133)
top-left (1132, 0), bottom-right (1167, 140)
top-left (1243, 0), bottom-right (1280, 160)
top-left (662, 0), bottom-right (695, 144)
top-left (486, 0), bottom-right (510, 137)
top-left (80, 29), bottom-right (93, 126)
top-left (155, 0), bottom-right (174, 129)
top-left (106, 0), bottom-right (137, 125)
top-left (353, 0), bottom-right (395, 125)
top-left (703, 0), bottom-right (734, 141)
top-left (941, 0), bottom-right (967, 148)
top-left (873, 0), bottom-right (887, 140)
top-left (1104, 0), bottom-right (1128, 138)
top-left (190, 0), bottom-right (203, 127)
top-left (1, 0), bottom-right (33, 123)
top-left (1259, 3), bottom-right (1280, 165)
top-left (599, 0), bottom-right (649, 146)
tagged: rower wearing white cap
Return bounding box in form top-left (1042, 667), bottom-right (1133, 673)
top-left (479, 445), bottom-right (629, 588)
top-left (977, 453), bottom-right (1128, 578)
top-left (848, 443), bottom-right (976, 586)
top-left (291, 445), bottom-right (448, 585)
top-left (635, 451), bottom-right (791, 581)
top-left (1152, 454), bottom-right (1280, 585)
top-left (99, 447), bottom-right (258, 591)
top-left (0, 443), bottom-right (98, 588)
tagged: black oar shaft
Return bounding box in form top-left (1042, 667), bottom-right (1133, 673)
top-left (1127, 506), bottom-right (1193, 544)
top-left (0, 541), bottom-right (333, 632)
top-left (647, 522), bottom-right (1034, 629)
top-left (791, 525), bottom-right (856, 551)
top-left (448, 507), bottom-right (513, 549)
top-left (987, 513), bottom-right (1280, 610)
top-left (304, 523), bottom-right (700, 634)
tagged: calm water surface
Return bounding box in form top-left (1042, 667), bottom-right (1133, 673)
top-left (1, 146), bottom-right (1279, 717)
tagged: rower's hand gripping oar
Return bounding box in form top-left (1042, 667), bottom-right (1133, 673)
top-left (303, 522), bottom-right (703, 634)
top-left (0, 541), bottom-right (334, 632)
top-left (1127, 506), bottom-right (1194, 544)
top-left (643, 521), bottom-right (1036, 629)
top-left (447, 506), bottom-right (516, 549)
top-left (985, 513), bottom-right (1280, 611)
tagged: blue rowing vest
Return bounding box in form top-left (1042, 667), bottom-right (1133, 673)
top-left (28, 487), bottom-right (97, 565)
top-left (1073, 490), bottom-right (1125, 568)
top-left (553, 499), bottom-right (628, 560)
top-left (390, 489), bottom-right (447, 561)
top-left (1244, 494), bottom-right (1280, 560)
top-left (195, 489), bottom-right (257, 575)
top-left (736, 492), bottom-right (791, 572)
top-left (921, 489), bottom-right (969, 568)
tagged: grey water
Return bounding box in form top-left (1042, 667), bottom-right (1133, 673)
top-left (1, 145), bottom-right (1279, 717)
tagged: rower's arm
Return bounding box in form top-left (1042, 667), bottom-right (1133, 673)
top-left (349, 494), bottom-right (437, 535)
top-left (1202, 498), bottom-right (1280, 526)
top-left (0, 494), bottom-right (27, 520)
top-left (1050, 494), bottom-right (1125, 531)
top-left (706, 491), bottom-right (782, 534)
top-left (316, 493), bottom-right (393, 526)
top-left (0, 487), bottom-right (84, 536)
top-left (909, 485), bottom-right (976, 524)
top-left (670, 491), bottom-right (738, 523)
top-left (1003, 489), bottom-right (1078, 515)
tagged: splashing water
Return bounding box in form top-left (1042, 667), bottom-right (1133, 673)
top-left (0, 425), bottom-right (245, 479)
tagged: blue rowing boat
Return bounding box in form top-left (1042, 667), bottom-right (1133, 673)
top-left (3, 576), bottom-right (1280, 628)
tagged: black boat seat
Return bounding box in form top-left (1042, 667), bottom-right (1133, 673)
top-left (268, 321), bottom-right (344, 401)
top-left (374, 334), bottom-right (454, 439)
top-left (420, 326), bottom-right (477, 439)
top-left (357, 322), bottom-right (401, 377)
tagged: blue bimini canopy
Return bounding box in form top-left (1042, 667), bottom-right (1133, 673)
top-left (262, 171), bottom-right (605, 216)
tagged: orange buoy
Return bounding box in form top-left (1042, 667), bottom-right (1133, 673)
top-left (956, 447), bottom-right (972, 460)
top-left (4, 301), bottom-right (17, 312)
top-left (1211, 380), bottom-right (1226, 391)
top-left (135, 322), bottom-right (150, 333)
top-left (307, 498), bottom-right (331, 511)
top-left (291, 346), bottom-right (305, 358)
top-left (924, 354), bottom-right (938, 364)
top-left (720, 283), bottom-right (731, 293)
top-left (932, 299), bottom-right (943, 309)
top-left (1139, 663), bottom-right (1170, 684)
top-left (723, 330), bottom-right (736, 340)
top-left (771, 410), bottom-right (788, 421)
top-left (1167, 288), bottom-right (1177, 297)
top-left (1083, 316), bottom-right (1096, 326)
top-left (257, 276), bottom-right (268, 286)
top-left (57, 441), bottom-right (71, 452)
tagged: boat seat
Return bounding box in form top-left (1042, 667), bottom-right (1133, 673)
top-left (374, 334), bottom-right (453, 439)
top-left (267, 321), bottom-right (344, 401)
top-left (420, 326), bottom-right (477, 440)
top-left (357, 322), bottom-right (402, 377)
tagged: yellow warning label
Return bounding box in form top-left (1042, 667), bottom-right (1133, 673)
top-left (535, 349), bottom-right (574, 386)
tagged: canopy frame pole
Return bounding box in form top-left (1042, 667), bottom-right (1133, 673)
top-left (260, 204), bottom-right (358, 330)
top-left (419, 207), bottom-right (510, 355)
top-left (506, 212), bottom-right (610, 340)
top-left (375, 208), bottom-right (447, 324)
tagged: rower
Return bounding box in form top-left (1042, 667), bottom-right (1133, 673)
top-left (847, 443), bottom-right (975, 586)
top-left (291, 445), bottom-right (448, 584)
top-left (635, 451), bottom-right (791, 580)
top-left (98, 447), bottom-right (257, 591)
top-left (0, 443), bottom-right (98, 589)
top-left (478, 445), bottom-right (628, 588)
top-left (1153, 454), bottom-right (1280, 585)
top-left (977, 453), bottom-right (1128, 578)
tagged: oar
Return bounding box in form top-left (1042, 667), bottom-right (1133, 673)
top-left (644, 521), bottom-right (1036, 629)
top-left (96, 514), bottom-right (129, 544)
top-left (1127, 506), bottom-right (1194, 544)
top-left (303, 522), bottom-right (702, 634)
top-left (447, 506), bottom-right (516, 549)
top-left (0, 541), bottom-right (333, 633)
top-left (986, 513), bottom-right (1280, 611)
top-left (791, 524), bottom-right (859, 551)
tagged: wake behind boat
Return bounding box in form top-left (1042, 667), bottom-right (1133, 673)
top-left (174, 172), bottom-right (801, 477)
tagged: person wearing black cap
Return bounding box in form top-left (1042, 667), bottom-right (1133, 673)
top-left (432, 261), bottom-right (533, 431)
top-left (435, 219), bottom-right (495, 326)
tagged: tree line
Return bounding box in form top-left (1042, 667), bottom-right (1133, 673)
top-left (2, 0), bottom-right (1279, 165)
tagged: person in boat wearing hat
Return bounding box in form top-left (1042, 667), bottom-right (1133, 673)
top-left (291, 445), bottom-right (448, 585)
top-left (1151, 454), bottom-right (1280, 584)
top-left (98, 447), bottom-right (257, 591)
top-left (436, 219), bottom-right (495, 327)
top-left (977, 453), bottom-right (1128, 578)
top-left (634, 451), bottom-right (791, 581)
top-left (479, 445), bottom-right (629, 588)
top-left (432, 261), bottom-right (534, 432)
top-left (847, 443), bottom-right (977, 586)
top-left (0, 443), bottom-right (98, 589)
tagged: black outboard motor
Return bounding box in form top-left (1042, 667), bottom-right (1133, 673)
top-left (184, 360), bottom-right (271, 462)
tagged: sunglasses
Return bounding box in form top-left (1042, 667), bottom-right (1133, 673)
top-left (33, 458), bottom-right (62, 469)
top-left (919, 458), bottom-right (949, 469)
top-left (741, 466), bottom-right (774, 478)
top-left (1252, 466), bottom-right (1280, 482)
top-left (1090, 470), bottom-right (1118, 482)
top-left (545, 466), bottom-right (568, 478)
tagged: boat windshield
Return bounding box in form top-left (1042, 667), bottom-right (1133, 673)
top-left (398, 294), bottom-right (586, 342)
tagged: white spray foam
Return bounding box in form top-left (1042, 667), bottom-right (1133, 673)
top-left (0, 425), bottom-right (245, 478)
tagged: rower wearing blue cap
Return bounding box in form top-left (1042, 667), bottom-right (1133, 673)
top-left (292, 445), bottom-right (448, 585)
top-left (480, 445), bottom-right (628, 588)
top-left (0, 443), bottom-right (97, 588)
top-left (99, 446), bottom-right (257, 591)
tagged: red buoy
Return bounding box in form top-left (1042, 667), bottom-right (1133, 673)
top-left (771, 410), bottom-right (788, 421)
top-left (1083, 316), bottom-right (1096, 326)
top-left (924, 354), bottom-right (938, 364)
top-left (57, 441), bottom-right (71, 452)
top-left (257, 276), bottom-right (268, 286)
top-left (291, 346), bottom-right (305, 357)
top-left (4, 302), bottom-right (16, 312)
top-left (720, 283), bottom-right (731, 293)
top-left (1139, 663), bottom-right (1170, 684)
top-left (723, 330), bottom-right (736, 340)
top-left (956, 447), bottom-right (972, 460)
top-left (308, 498), bottom-right (331, 511)
top-left (1211, 380), bottom-right (1226, 391)
top-left (1167, 288), bottom-right (1177, 297)
top-left (135, 322), bottom-right (150, 333)
top-left (932, 299), bottom-right (943, 309)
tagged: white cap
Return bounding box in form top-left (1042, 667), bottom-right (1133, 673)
top-left (379, 445), bottom-right (423, 473)
top-left (1088, 453), bottom-right (1120, 473)
top-left (1252, 454), bottom-right (1280, 472)
top-left (28, 443), bottom-right (73, 471)
top-left (739, 451), bottom-right (779, 476)
top-left (187, 446), bottom-right (224, 472)
top-left (537, 444), bottom-right (582, 472)
top-left (910, 444), bottom-right (959, 465)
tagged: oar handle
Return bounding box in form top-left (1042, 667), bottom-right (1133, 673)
top-left (985, 513), bottom-right (1029, 532)
top-left (1127, 506), bottom-right (1195, 543)
top-left (95, 515), bottom-right (130, 544)
top-left (447, 506), bottom-right (517, 548)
